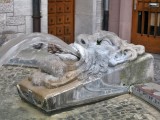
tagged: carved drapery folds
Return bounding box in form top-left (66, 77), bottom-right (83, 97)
top-left (27, 31), bottom-right (145, 88)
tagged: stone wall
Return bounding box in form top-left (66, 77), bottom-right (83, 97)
top-left (119, 0), bottom-right (132, 42)
top-left (0, 0), bottom-right (30, 34)
top-left (96, 0), bottom-right (103, 31)
top-left (0, 0), bottom-right (102, 40)
top-left (0, 0), bottom-right (48, 35)
top-left (75, 0), bottom-right (103, 38)
top-left (109, 0), bottom-right (132, 41)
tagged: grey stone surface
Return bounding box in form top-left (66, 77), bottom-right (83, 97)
top-left (53, 94), bottom-right (160, 120)
top-left (0, 14), bottom-right (6, 33)
top-left (4, 31), bottom-right (148, 88)
top-left (6, 16), bottom-right (25, 26)
top-left (131, 54), bottom-right (160, 111)
top-left (6, 12), bottom-right (13, 17)
top-left (25, 16), bottom-right (32, 34)
top-left (41, 0), bottom-right (48, 33)
top-left (75, 0), bottom-right (103, 39)
top-left (0, 0), bottom-right (13, 13)
top-left (0, 0), bottom-right (47, 35)
top-left (18, 25), bottom-right (26, 33)
top-left (0, 31), bottom-right (149, 112)
top-left (0, 14), bottom-right (6, 25)
top-left (0, 31), bottom-right (24, 46)
top-left (96, 23), bottom-right (102, 31)
top-left (3, 25), bottom-right (18, 32)
top-left (41, 15), bottom-right (48, 33)
top-left (0, 66), bottom-right (159, 120)
top-left (153, 54), bottom-right (160, 83)
top-left (110, 54), bottom-right (154, 85)
top-left (132, 83), bottom-right (160, 110)
top-left (75, 0), bottom-right (95, 15)
top-left (14, 0), bottom-right (32, 16)
top-left (0, 0), bottom-right (102, 38)
top-left (96, 0), bottom-right (103, 26)
top-left (75, 14), bottom-right (94, 36)
top-left (0, 50), bottom-right (159, 120)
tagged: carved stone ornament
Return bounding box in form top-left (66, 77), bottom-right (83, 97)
top-left (14, 31), bottom-right (154, 112)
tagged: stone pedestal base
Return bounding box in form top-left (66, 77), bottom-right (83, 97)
top-left (132, 83), bottom-right (160, 110)
top-left (17, 53), bottom-right (154, 112)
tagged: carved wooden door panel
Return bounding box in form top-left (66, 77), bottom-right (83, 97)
top-left (131, 0), bottom-right (160, 53)
top-left (48, 0), bottom-right (74, 44)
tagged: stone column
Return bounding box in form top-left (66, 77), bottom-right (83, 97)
top-left (119, 0), bottom-right (132, 42)
top-left (108, 0), bottom-right (121, 35)
top-left (41, 0), bottom-right (48, 33)
top-left (75, 0), bottom-right (97, 39)
top-left (109, 0), bottom-right (133, 42)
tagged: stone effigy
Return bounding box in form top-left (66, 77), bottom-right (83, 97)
top-left (16, 31), bottom-right (154, 112)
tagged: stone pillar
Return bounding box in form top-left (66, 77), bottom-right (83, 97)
top-left (0, 0), bottom-right (48, 35)
top-left (109, 0), bottom-right (133, 42)
top-left (75, 0), bottom-right (97, 39)
top-left (41, 0), bottom-right (48, 33)
top-left (119, 0), bottom-right (132, 42)
top-left (96, 0), bottom-right (103, 31)
top-left (108, 0), bottom-right (121, 35)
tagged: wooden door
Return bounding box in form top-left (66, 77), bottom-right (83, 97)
top-left (131, 0), bottom-right (160, 53)
top-left (48, 0), bottom-right (74, 44)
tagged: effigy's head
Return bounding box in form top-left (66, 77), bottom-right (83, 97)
top-left (75, 31), bottom-right (122, 51)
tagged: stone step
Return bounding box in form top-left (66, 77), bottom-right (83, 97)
top-left (132, 82), bottom-right (160, 110)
